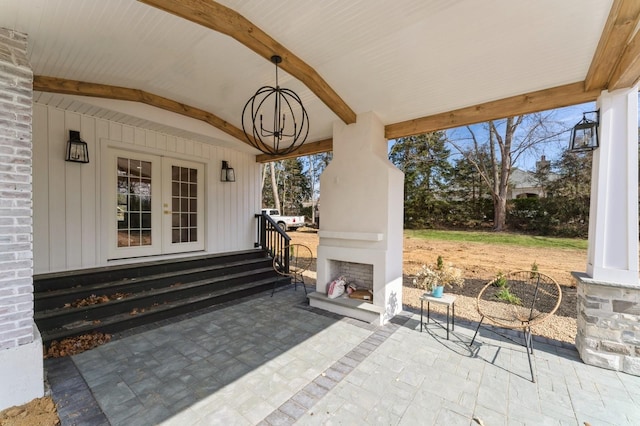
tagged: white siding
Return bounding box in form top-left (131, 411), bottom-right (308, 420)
top-left (32, 103), bottom-right (261, 274)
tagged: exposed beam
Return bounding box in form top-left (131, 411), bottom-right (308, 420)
top-left (385, 82), bottom-right (601, 140)
top-left (585, 0), bottom-right (640, 91)
top-left (256, 138), bottom-right (333, 163)
top-left (609, 29), bottom-right (640, 90)
top-left (139, 0), bottom-right (357, 125)
top-left (33, 75), bottom-right (251, 145)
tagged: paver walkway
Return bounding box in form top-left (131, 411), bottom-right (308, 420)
top-left (46, 286), bottom-right (640, 425)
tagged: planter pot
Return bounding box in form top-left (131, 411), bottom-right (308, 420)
top-left (432, 285), bottom-right (444, 298)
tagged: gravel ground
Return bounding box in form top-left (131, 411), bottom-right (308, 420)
top-left (291, 229), bottom-right (582, 344)
top-left (402, 279), bottom-right (577, 344)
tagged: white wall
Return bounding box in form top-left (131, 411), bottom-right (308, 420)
top-left (32, 103), bottom-right (261, 274)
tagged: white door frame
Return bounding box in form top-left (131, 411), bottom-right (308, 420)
top-left (161, 157), bottom-right (205, 254)
top-left (103, 146), bottom-right (206, 260)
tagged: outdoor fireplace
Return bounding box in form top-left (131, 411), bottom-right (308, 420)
top-left (328, 260), bottom-right (373, 291)
top-left (307, 112), bottom-right (404, 325)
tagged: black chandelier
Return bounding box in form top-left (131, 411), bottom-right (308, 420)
top-left (242, 55), bottom-right (309, 156)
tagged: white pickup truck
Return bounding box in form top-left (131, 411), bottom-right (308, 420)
top-left (262, 209), bottom-right (306, 231)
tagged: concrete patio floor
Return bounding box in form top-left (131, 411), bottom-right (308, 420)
top-left (45, 285), bottom-right (640, 426)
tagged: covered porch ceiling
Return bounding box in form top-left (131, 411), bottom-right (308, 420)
top-left (2, 0), bottom-right (639, 161)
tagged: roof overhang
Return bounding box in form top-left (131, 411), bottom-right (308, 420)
top-left (3, 0), bottom-right (638, 162)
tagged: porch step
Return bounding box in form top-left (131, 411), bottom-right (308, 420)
top-left (34, 250), bottom-right (289, 345)
top-left (35, 257), bottom-right (272, 311)
top-left (40, 277), bottom-right (287, 344)
top-left (35, 249), bottom-right (265, 292)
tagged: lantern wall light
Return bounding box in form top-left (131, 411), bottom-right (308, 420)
top-left (65, 130), bottom-right (89, 163)
top-left (220, 161), bottom-right (235, 182)
top-left (569, 110), bottom-right (599, 152)
top-left (242, 55), bottom-right (309, 156)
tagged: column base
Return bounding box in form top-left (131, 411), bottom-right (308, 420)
top-left (0, 323), bottom-right (44, 410)
top-left (573, 272), bottom-right (640, 376)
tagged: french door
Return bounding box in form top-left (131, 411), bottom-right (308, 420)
top-left (107, 149), bottom-right (204, 259)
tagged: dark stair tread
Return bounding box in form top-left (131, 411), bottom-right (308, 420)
top-left (41, 276), bottom-right (291, 343)
top-left (35, 257), bottom-right (271, 300)
top-left (35, 266), bottom-right (278, 320)
top-left (35, 249), bottom-right (266, 280)
top-left (34, 249), bottom-right (269, 291)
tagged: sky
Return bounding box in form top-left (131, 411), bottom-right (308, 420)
top-left (387, 100), bottom-right (601, 172)
top-left (299, 95), bottom-right (639, 201)
top-left (452, 101), bottom-right (598, 171)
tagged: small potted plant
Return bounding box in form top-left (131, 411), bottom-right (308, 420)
top-left (413, 256), bottom-right (464, 298)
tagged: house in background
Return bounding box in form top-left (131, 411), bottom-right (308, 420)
top-left (509, 156), bottom-right (558, 199)
top-left (0, 0), bottom-right (639, 410)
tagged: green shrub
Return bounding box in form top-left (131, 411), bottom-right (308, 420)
top-left (493, 272), bottom-right (507, 288)
top-left (495, 287), bottom-right (522, 305)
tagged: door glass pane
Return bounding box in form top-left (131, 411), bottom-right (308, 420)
top-left (171, 166), bottom-right (198, 243)
top-left (117, 157), bottom-right (152, 247)
top-left (142, 213), bottom-right (151, 228)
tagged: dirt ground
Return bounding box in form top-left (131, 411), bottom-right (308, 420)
top-left (0, 397), bottom-right (59, 426)
top-left (290, 229), bottom-right (584, 344)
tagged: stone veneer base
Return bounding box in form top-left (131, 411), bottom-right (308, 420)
top-left (573, 272), bottom-right (640, 376)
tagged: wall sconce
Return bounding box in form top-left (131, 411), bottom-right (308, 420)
top-left (220, 161), bottom-right (235, 182)
top-left (65, 130), bottom-right (89, 163)
top-left (569, 111), bottom-right (599, 152)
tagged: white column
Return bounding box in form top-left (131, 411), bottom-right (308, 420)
top-left (574, 86), bottom-right (640, 375)
top-left (586, 86), bottom-right (639, 285)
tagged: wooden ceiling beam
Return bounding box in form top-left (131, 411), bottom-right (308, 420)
top-left (138, 0), bottom-right (357, 125)
top-left (385, 81), bottom-right (601, 140)
top-left (33, 75), bottom-right (251, 145)
top-left (585, 0), bottom-right (640, 91)
top-left (609, 28), bottom-right (640, 90)
top-left (255, 138), bottom-right (332, 163)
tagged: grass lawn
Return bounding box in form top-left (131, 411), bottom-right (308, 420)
top-left (405, 229), bottom-right (588, 251)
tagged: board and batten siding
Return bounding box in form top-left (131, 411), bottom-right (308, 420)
top-left (32, 103), bottom-right (261, 274)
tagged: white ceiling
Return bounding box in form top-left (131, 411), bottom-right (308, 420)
top-left (1, 0), bottom-right (613, 153)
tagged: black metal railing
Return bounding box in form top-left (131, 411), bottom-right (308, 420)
top-left (255, 211), bottom-right (291, 272)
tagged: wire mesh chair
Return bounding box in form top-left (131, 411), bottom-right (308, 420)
top-left (470, 270), bottom-right (562, 382)
top-left (272, 244), bottom-right (313, 296)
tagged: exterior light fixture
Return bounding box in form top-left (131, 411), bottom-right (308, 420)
top-left (242, 55), bottom-right (309, 156)
top-left (221, 161), bottom-right (235, 182)
top-left (65, 130), bottom-right (89, 163)
top-left (569, 111), bottom-right (599, 152)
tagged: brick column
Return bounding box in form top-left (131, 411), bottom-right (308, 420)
top-left (0, 28), bottom-right (43, 410)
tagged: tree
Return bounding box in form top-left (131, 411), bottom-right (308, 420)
top-left (261, 162), bottom-right (281, 211)
top-left (389, 132), bottom-right (452, 228)
top-left (280, 158), bottom-right (311, 215)
top-left (448, 113), bottom-right (556, 231)
top-left (262, 162), bottom-right (278, 210)
top-left (261, 158), bottom-right (311, 216)
top-left (531, 155), bottom-right (552, 198)
top-left (547, 151), bottom-right (592, 198)
top-left (303, 153), bottom-right (332, 225)
top-left (449, 153), bottom-right (492, 225)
